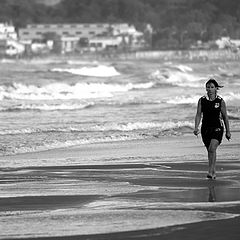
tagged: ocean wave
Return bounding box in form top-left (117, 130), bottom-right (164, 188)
top-left (0, 82), bottom-right (151, 101)
top-left (0, 102), bottom-right (94, 112)
top-left (166, 95), bottom-right (200, 105)
top-left (0, 120), bottom-right (194, 156)
top-left (92, 121), bottom-right (194, 132)
top-left (0, 98), bottom-right (163, 112)
top-left (149, 67), bottom-right (202, 88)
top-left (0, 122), bottom-right (195, 156)
top-left (0, 134), bottom-right (141, 156)
top-left (225, 92), bottom-right (240, 101)
top-left (0, 126), bottom-right (89, 135)
top-left (175, 64), bottom-right (193, 72)
top-left (228, 111), bottom-right (240, 120)
top-left (228, 114), bottom-right (240, 120)
top-left (0, 120), bottom-right (194, 136)
top-left (0, 81), bottom-right (154, 101)
top-left (51, 65), bottom-right (121, 77)
top-left (166, 92), bottom-right (240, 105)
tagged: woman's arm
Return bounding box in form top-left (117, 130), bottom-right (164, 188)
top-left (194, 98), bottom-right (202, 136)
top-left (221, 99), bottom-right (231, 140)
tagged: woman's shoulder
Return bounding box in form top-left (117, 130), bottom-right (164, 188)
top-left (200, 95), bottom-right (207, 101)
top-left (216, 95), bottom-right (224, 103)
top-left (200, 95), bottom-right (223, 100)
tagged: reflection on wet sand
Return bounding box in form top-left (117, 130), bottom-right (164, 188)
top-left (0, 135), bottom-right (239, 239)
top-left (208, 186), bottom-right (216, 202)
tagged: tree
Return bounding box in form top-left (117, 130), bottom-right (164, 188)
top-left (1, 0), bottom-right (240, 49)
top-left (187, 22), bottom-right (204, 40)
top-left (209, 23), bottom-right (224, 40)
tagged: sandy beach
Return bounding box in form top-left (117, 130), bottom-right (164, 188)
top-left (0, 131), bottom-right (240, 240)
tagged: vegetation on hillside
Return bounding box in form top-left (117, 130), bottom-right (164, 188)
top-left (1, 0), bottom-right (240, 49)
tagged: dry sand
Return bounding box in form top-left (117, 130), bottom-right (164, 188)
top-left (0, 132), bottom-right (240, 239)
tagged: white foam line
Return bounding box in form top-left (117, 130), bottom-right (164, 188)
top-left (86, 199), bottom-right (240, 210)
top-left (0, 209), bottom-right (238, 239)
top-left (151, 201), bottom-right (240, 209)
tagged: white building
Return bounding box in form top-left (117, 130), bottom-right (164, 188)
top-left (18, 23), bottom-right (111, 41)
top-left (216, 37), bottom-right (240, 50)
top-left (0, 23), bottom-right (18, 40)
top-left (18, 23), bottom-right (151, 53)
top-left (6, 39), bottom-right (25, 56)
top-left (0, 23), bottom-right (25, 56)
top-left (89, 36), bottom-right (122, 50)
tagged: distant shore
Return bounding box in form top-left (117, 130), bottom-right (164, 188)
top-left (1, 48), bottom-right (240, 62)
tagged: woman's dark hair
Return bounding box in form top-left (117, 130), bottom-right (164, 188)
top-left (206, 79), bottom-right (223, 89)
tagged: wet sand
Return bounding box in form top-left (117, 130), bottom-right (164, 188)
top-left (0, 133), bottom-right (240, 239)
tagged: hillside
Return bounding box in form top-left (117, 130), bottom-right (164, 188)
top-left (1, 0), bottom-right (240, 49)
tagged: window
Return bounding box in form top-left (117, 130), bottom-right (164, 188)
top-left (76, 31), bottom-right (82, 34)
top-left (89, 31), bottom-right (95, 35)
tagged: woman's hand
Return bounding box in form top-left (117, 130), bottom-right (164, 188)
top-left (193, 128), bottom-right (200, 136)
top-left (225, 131), bottom-right (231, 141)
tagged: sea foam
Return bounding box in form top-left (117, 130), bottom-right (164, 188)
top-left (52, 65), bottom-right (121, 77)
top-left (0, 81), bottom-right (154, 101)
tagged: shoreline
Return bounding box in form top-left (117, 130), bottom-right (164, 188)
top-left (4, 216), bottom-right (240, 240)
top-left (0, 131), bottom-right (239, 166)
top-left (0, 134), bottom-right (239, 239)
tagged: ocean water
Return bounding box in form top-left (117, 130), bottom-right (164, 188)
top-left (0, 57), bottom-right (239, 156)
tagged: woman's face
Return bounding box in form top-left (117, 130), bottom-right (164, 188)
top-left (206, 83), bottom-right (217, 96)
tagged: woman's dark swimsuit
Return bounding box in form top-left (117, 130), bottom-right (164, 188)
top-left (201, 95), bottom-right (224, 148)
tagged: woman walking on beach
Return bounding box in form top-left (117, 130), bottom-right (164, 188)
top-left (194, 79), bottom-right (231, 179)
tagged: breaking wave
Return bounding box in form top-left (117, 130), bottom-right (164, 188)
top-left (0, 81), bottom-right (154, 101)
top-left (166, 92), bottom-right (240, 105)
top-left (0, 120), bottom-right (194, 156)
top-left (149, 64), bottom-right (203, 88)
top-left (0, 120), bottom-right (194, 136)
top-left (0, 102), bottom-right (94, 112)
top-left (51, 65), bottom-right (121, 77)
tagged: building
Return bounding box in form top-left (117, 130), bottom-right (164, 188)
top-left (18, 23), bottom-right (151, 54)
top-left (88, 23), bottom-right (146, 50)
top-left (216, 37), bottom-right (240, 51)
top-left (0, 23), bottom-right (24, 56)
top-left (18, 23), bottom-right (111, 42)
top-left (0, 23), bottom-right (18, 40)
top-left (89, 36), bottom-right (122, 51)
top-left (60, 36), bottom-right (80, 53)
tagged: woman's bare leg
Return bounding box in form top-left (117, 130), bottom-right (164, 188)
top-left (207, 139), bottom-right (219, 178)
